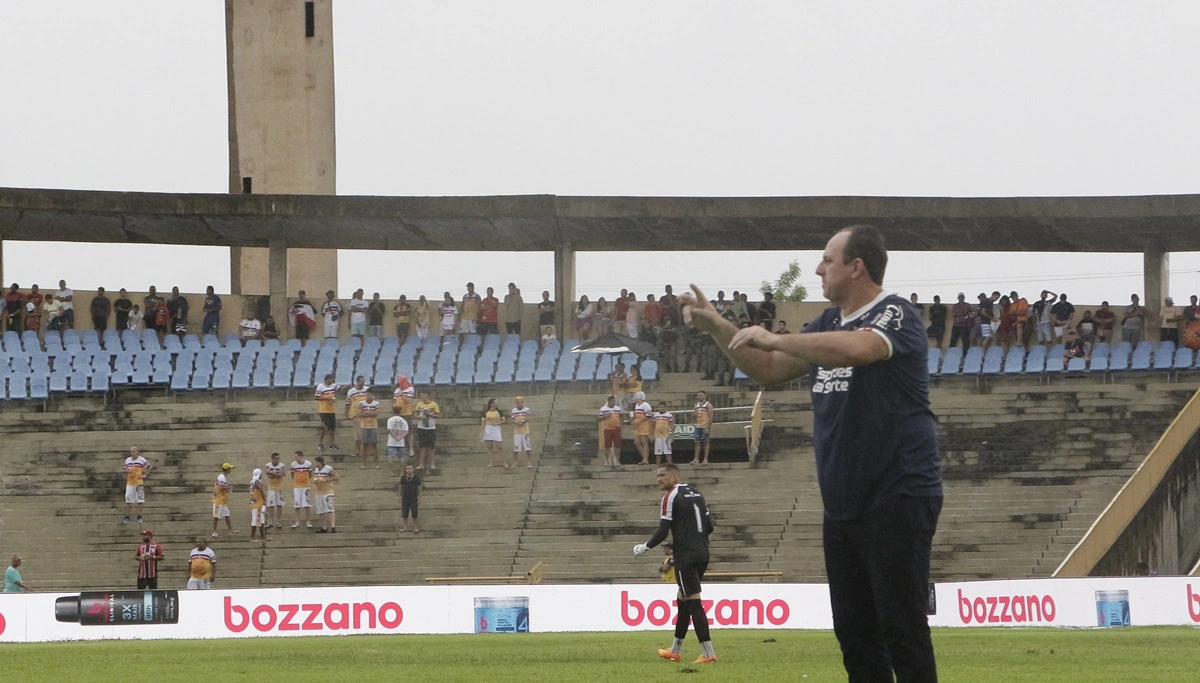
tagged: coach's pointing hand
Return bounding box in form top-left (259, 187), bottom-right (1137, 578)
top-left (728, 324), bottom-right (779, 352)
top-left (680, 284), bottom-right (725, 336)
top-left (633, 543), bottom-right (649, 557)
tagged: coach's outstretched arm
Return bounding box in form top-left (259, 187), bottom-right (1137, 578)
top-left (680, 285), bottom-right (889, 386)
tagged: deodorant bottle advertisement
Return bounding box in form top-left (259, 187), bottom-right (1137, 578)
top-left (55, 590), bottom-right (180, 626)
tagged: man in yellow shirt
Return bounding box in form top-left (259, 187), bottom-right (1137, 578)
top-left (211, 463), bottom-right (236, 538)
top-left (290, 451), bottom-right (314, 529)
top-left (312, 455), bottom-right (341, 533)
top-left (632, 391), bottom-right (653, 465)
top-left (356, 391), bottom-right (381, 469)
top-left (413, 391), bottom-right (441, 473)
top-left (187, 538), bottom-right (216, 590)
top-left (314, 374), bottom-right (344, 452)
top-left (652, 403), bottom-right (676, 465)
top-left (510, 395), bottom-right (534, 469)
top-left (345, 375), bottom-right (370, 455)
top-left (692, 391), bottom-right (714, 466)
top-left (123, 446), bottom-right (151, 525)
top-left (264, 452), bottom-right (287, 529)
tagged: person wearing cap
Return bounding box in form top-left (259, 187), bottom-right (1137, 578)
top-left (134, 530), bottom-right (164, 589)
top-left (211, 464), bottom-right (236, 538)
top-left (510, 396), bottom-right (534, 469)
top-left (249, 469), bottom-right (268, 542)
top-left (312, 455), bottom-right (340, 533)
top-left (631, 392), bottom-right (654, 465)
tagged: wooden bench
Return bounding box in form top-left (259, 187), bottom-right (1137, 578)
top-left (704, 570), bottom-right (783, 583)
top-left (426, 561), bottom-right (544, 585)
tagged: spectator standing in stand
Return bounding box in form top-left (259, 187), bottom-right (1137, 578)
top-left (909, 293), bottom-right (924, 324)
top-left (691, 391), bottom-right (714, 465)
top-left (249, 469), bottom-right (268, 542)
top-left (642, 294), bottom-right (663, 343)
top-left (264, 452), bottom-right (287, 529)
top-left (348, 289), bottom-right (368, 340)
top-left (4, 283), bottom-right (24, 332)
top-left (927, 295), bottom-right (947, 350)
top-left (367, 293), bottom-right (386, 338)
top-left (632, 391), bottom-right (654, 465)
top-left (1008, 291), bottom-right (1030, 349)
top-left (392, 295), bottom-right (412, 344)
top-left (511, 395), bottom-right (534, 468)
top-left (1050, 294), bottom-right (1076, 342)
top-left (460, 282), bottom-right (481, 338)
top-left (503, 283), bottom-right (524, 335)
top-left (211, 463), bottom-right (236, 538)
top-left (356, 391), bottom-right (382, 469)
top-left (187, 539), bottom-right (216, 590)
top-left (479, 287), bottom-right (500, 336)
top-left (593, 297), bottom-right (612, 335)
top-left (440, 292), bottom-right (458, 338)
top-left (537, 291), bottom-right (555, 340)
top-left (90, 287), bottom-right (111, 332)
top-left (123, 446), bottom-right (151, 525)
top-left (1184, 295), bottom-right (1200, 326)
top-left (949, 294), bottom-right (973, 353)
top-left (23, 288), bottom-right (43, 336)
top-left (757, 291), bottom-right (777, 331)
top-left (659, 318), bottom-right (680, 373)
top-left (1160, 297), bottom-right (1182, 345)
top-left (387, 406), bottom-right (410, 472)
top-left (598, 395), bottom-right (624, 467)
top-left (56, 280), bottom-right (75, 329)
top-left (1077, 310), bottom-right (1096, 345)
top-left (312, 455), bottom-right (340, 533)
top-left (143, 286), bottom-right (162, 336)
top-left (126, 305), bottom-right (141, 332)
top-left (1093, 301), bottom-right (1116, 344)
top-left (775, 321), bottom-right (791, 334)
top-left (134, 529), bottom-right (164, 589)
top-left (291, 290), bottom-right (315, 341)
top-left (290, 451), bottom-right (314, 529)
top-left (1030, 290), bottom-right (1057, 346)
top-left (609, 361), bottom-right (629, 413)
top-left (575, 295), bottom-right (595, 339)
top-left (114, 288), bottom-right (133, 333)
top-left (321, 290), bottom-right (342, 340)
top-left (1121, 294), bottom-right (1146, 345)
top-left (202, 286), bottom-right (222, 336)
top-left (414, 294), bottom-right (433, 340)
top-left (625, 292), bottom-right (640, 338)
top-left (345, 375), bottom-right (370, 456)
top-left (399, 464), bottom-right (423, 533)
top-left (314, 373), bottom-right (343, 452)
top-left (652, 402), bottom-right (676, 465)
top-left (975, 293), bottom-right (996, 351)
top-left (480, 398), bottom-right (507, 468)
top-left (413, 391), bottom-right (441, 472)
top-left (168, 287), bottom-right (189, 339)
top-left (614, 289), bottom-right (630, 332)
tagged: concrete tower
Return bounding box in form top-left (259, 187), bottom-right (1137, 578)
top-left (225, 0), bottom-right (337, 300)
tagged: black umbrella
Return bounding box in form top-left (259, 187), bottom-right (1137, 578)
top-left (570, 332), bottom-right (658, 358)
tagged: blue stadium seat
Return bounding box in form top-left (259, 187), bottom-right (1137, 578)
top-left (2, 330), bottom-right (20, 353)
top-left (575, 354), bottom-right (598, 381)
top-left (151, 367), bottom-right (171, 384)
top-left (253, 367), bottom-right (272, 388)
top-left (1024, 345), bottom-right (1046, 373)
top-left (1089, 355), bottom-right (1109, 372)
top-left (533, 363), bottom-right (553, 382)
top-left (171, 371), bottom-right (190, 392)
top-left (190, 372), bottom-right (210, 391)
top-left (183, 334), bottom-right (201, 349)
top-left (1091, 342), bottom-right (1110, 360)
top-left (981, 347), bottom-right (1003, 375)
top-left (1002, 347), bottom-right (1025, 374)
top-left (212, 368), bottom-right (231, 390)
top-left (1135, 340), bottom-right (1153, 355)
top-left (961, 348), bottom-right (983, 374)
top-left (926, 348), bottom-right (941, 375)
top-left (68, 371), bottom-right (88, 392)
top-left (91, 371), bottom-right (110, 393)
top-left (941, 347), bottom-right (964, 374)
top-left (142, 330), bottom-right (162, 351)
top-left (232, 371), bottom-right (251, 390)
top-left (1066, 357), bottom-right (1087, 372)
top-left (49, 374), bottom-right (68, 393)
top-left (535, 351), bottom-right (557, 375)
top-left (23, 378), bottom-right (40, 400)
top-left (1174, 347), bottom-right (1194, 370)
top-left (413, 366), bottom-right (434, 385)
top-left (1043, 352), bottom-right (1064, 374)
top-left (1130, 346), bottom-right (1152, 371)
top-left (514, 365), bottom-right (535, 383)
top-left (734, 367), bottom-right (749, 382)
top-left (163, 335), bottom-right (182, 352)
top-left (1154, 345), bottom-right (1176, 370)
top-left (555, 356), bottom-right (577, 381)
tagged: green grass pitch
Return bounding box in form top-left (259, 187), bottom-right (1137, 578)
top-left (4, 627), bottom-right (1199, 682)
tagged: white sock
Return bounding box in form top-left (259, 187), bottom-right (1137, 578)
top-left (671, 638), bottom-right (684, 654)
top-left (700, 641), bottom-right (715, 658)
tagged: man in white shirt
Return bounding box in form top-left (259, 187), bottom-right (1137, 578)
top-left (321, 290), bottom-right (342, 339)
top-left (56, 279), bottom-right (74, 328)
top-left (348, 288), bottom-right (368, 340)
top-left (238, 314), bottom-right (262, 342)
top-left (386, 406), bottom-right (410, 471)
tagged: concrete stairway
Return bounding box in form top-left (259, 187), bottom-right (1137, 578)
top-left (0, 373), bottom-right (1191, 590)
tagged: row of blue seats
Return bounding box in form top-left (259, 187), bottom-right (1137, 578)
top-left (929, 340), bottom-right (1197, 375)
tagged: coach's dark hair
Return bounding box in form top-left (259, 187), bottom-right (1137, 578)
top-left (659, 463), bottom-right (681, 474)
top-left (838, 224), bottom-right (887, 286)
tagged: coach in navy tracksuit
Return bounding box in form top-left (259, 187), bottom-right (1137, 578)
top-left (681, 224), bottom-right (943, 683)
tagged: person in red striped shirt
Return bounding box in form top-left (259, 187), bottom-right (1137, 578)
top-left (134, 529), bottom-right (164, 589)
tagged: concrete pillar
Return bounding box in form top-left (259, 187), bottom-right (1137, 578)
top-left (1144, 248), bottom-right (1169, 342)
top-left (226, 0), bottom-right (337, 297)
top-left (554, 244), bottom-right (576, 339)
top-left (269, 240), bottom-right (289, 337)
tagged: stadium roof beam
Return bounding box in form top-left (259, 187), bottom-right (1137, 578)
top-left (2, 186), bottom-right (1198, 334)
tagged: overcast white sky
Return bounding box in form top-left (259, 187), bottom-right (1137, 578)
top-left (2, 2), bottom-right (1200, 303)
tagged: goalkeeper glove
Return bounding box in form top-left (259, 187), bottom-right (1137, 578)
top-left (633, 543), bottom-right (649, 557)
